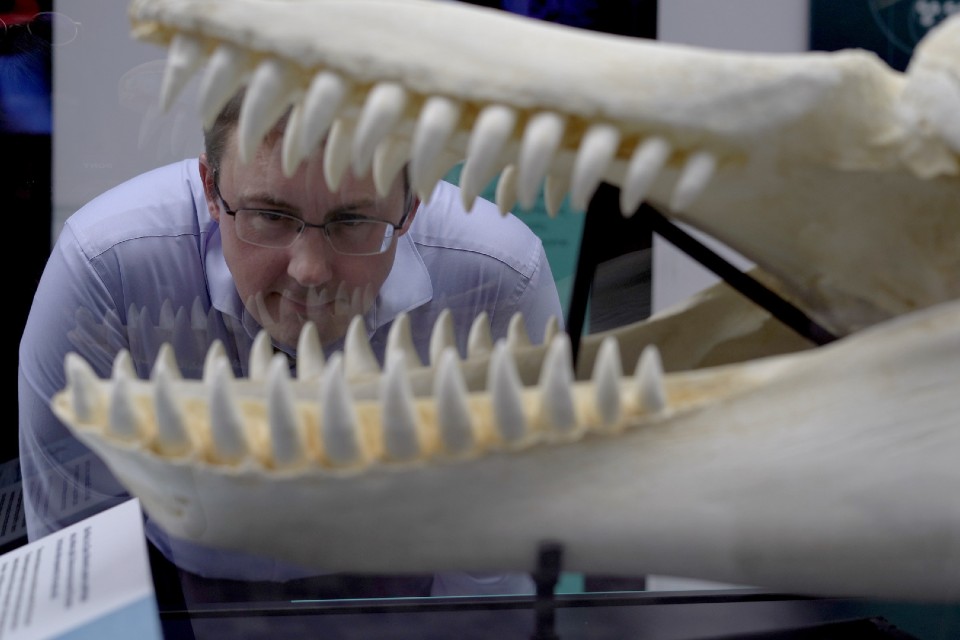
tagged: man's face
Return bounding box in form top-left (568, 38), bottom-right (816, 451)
top-left (201, 130), bottom-right (414, 349)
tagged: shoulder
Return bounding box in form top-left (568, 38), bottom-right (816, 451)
top-left (408, 181), bottom-right (545, 278)
top-left (60, 159), bottom-right (210, 259)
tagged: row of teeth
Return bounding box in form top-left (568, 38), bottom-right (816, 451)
top-left (64, 317), bottom-right (667, 471)
top-left (160, 33), bottom-right (719, 216)
top-left (83, 299), bottom-right (562, 382)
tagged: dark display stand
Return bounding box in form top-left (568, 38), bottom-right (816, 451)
top-left (148, 539), bottom-right (941, 640)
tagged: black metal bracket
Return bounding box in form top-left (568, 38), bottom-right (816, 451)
top-left (566, 187), bottom-right (839, 368)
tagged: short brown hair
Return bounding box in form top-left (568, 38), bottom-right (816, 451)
top-left (203, 90), bottom-right (248, 175)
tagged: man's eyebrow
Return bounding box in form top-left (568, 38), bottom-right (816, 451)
top-left (238, 194), bottom-right (379, 217)
top-left (325, 199), bottom-right (380, 218)
top-left (240, 191), bottom-right (298, 211)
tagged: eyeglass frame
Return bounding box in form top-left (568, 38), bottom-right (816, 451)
top-left (211, 171), bottom-right (414, 256)
top-left (0, 12), bottom-right (82, 46)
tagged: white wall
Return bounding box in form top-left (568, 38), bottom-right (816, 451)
top-left (52, 0), bottom-right (811, 307)
top-left (52, 0), bottom-right (203, 238)
top-left (653, 0), bottom-right (809, 312)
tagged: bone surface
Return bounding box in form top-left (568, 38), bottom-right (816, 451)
top-left (53, 300), bottom-right (960, 600)
top-left (130, 0), bottom-right (960, 337)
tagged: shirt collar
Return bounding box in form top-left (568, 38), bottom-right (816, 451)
top-left (373, 231), bottom-right (433, 330)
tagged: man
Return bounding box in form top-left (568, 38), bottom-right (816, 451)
top-left (18, 93), bottom-right (563, 597)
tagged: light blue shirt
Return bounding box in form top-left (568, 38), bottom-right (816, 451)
top-left (18, 158), bottom-right (562, 594)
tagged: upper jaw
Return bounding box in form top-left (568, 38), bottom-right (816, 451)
top-left (131, 0), bottom-right (960, 338)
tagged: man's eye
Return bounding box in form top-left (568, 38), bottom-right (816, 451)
top-left (255, 210), bottom-right (290, 223)
top-left (337, 219), bottom-right (368, 228)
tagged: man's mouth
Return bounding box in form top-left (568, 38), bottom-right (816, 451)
top-left (286, 290), bottom-right (338, 313)
top-left (277, 283), bottom-right (375, 319)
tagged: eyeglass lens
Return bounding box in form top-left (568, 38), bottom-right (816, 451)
top-left (236, 210), bottom-right (394, 255)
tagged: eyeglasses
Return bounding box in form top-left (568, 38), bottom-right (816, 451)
top-left (213, 179), bottom-right (412, 256)
top-left (0, 12), bottom-right (82, 46)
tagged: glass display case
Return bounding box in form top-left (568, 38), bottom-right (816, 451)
top-left (5, 1), bottom-right (960, 638)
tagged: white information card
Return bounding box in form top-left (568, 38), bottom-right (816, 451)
top-left (0, 499), bottom-right (162, 640)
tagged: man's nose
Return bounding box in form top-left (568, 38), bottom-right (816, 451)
top-left (286, 230), bottom-right (334, 286)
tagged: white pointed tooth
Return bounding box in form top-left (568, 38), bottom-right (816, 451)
top-left (489, 341), bottom-right (527, 444)
top-left (332, 280), bottom-right (352, 319)
top-left (281, 101), bottom-right (310, 178)
top-left (198, 44), bottom-right (251, 128)
top-left (206, 305), bottom-right (220, 333)
top-left (108, 373), bottom-right (141, 441)
top-left (209, 359), bottom-right (248, 464)
top-left (66, 353), bottom-right (102, 424)
top-left (319, 353), bottom-right (363, 465)
top-left (538, 333), bottom-right (577, 434)
top-left (238, 59), bottom-right (299, 164)
top-left (621, 137), bottom-right (672, 216)
top-left (296, 321), bottom-right (325, 380)
top-left (352, 83), bottom-right (408, 178)
top-left (202, 340), bottom-right (229, 382)
top-left (171, 307), bottom-right (194, 359)
top-left (159, 299), bottom-right (175, 329)
top-left (461, 105), bottom-right (517, 211)
top-left (124, 308), bottom-right (141, 360)
top-left (411, 96), bottom-right (462, 197)
top-left (517, 111), bottom-right (566, 210)
top-left (112, 349), bottom-right (136, 379)
top-left (593, 337), bottom-right (623, 429)
top-left (136, 308), bottom-right (159, 358)
top-left (671, 150), bottom-right (716, 212)
top-left (495, 164), bottom-right (518, 215)
top-left (633, 345), bottom-right (667, 414)
top-left (137, 102), bottom-right (162, 150)
top-left (250, 292), bottom-right (277, 329)
top-left (127, 303), bottom-right (140, 329)
top-left (300, 71), bottom-right (349, 154)
top-left (428, 309), bottom-right (457, 366)
top-left (267, 354), bottom-right (305, 468)
top-left (506, 312), bottom-right (531, 350)
top-left (159, 33), bottom-right (205, 113)
top-left (323, 118), bottom-right (354, 192)
top-left (542, 316), bottom-right (561, 345)
top-left (380, 353), bottom-right (421, 461)
top-left (282, 71), bottom-right (350, 177)
top-left (349, 284), bottom-right (366, 317)
top-left (372, 136), bottom-right (410, 198)
top-left (543, 173), bottom-right (569, 218)
top-left (248, 330), bottom-right (274, 381)
top-left (154, 367), bottom-right (191, 456)
top-left (435, 347), bottom-right (474, 454)
top-left (344, 315), bottom-right (381, 381)
top-left (571, 123), bottom-right (621, 212)
top-left (190, 297), bottom-right (207, 330)
top-left (466, 312), bottom-right (493, 358)
top-left (385, 312), bottom-right (422, 369)
top-left (104, 309), bottom-right (126, 352)
top-left (151, 344), bottom-right (182, 380)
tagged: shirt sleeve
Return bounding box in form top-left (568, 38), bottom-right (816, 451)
top-left (18, 222), bottom-right (134, 540)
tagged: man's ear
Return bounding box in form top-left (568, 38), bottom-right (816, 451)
top-left (397, 196), bottom-right (420, 236)
top-left (198, 153), bottom-right (221, 222)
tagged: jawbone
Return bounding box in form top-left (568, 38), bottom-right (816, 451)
top-left (49, 0), bottom-right (960, 600)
